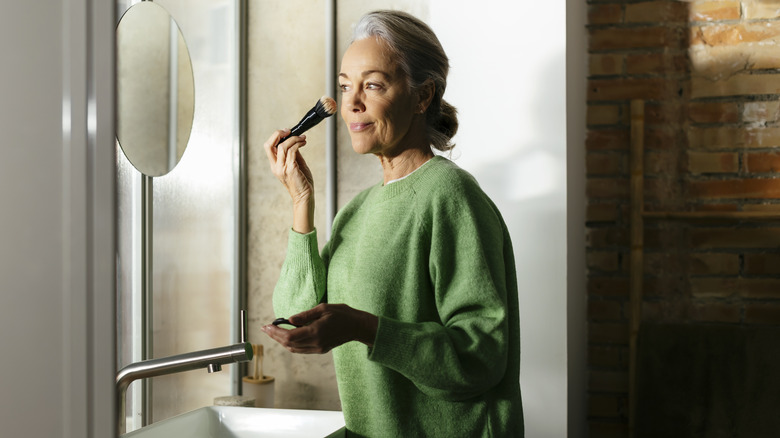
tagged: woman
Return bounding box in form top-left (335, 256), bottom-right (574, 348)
top-left (261, 10), bottom-right (523, 437)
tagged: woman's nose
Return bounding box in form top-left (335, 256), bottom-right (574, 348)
top-left (347, 91), bottom-right (365, 112)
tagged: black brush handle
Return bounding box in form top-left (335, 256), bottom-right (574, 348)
top-left (278, 108), bottom-right (323, 144)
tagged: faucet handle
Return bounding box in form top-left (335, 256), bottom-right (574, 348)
top-left (240, 309), bottom-right (247, 343)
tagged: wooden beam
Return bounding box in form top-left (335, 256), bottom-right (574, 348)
top-left (628, 99), bottom-right (645, 438)
top-left (644, 211), bottom-right (780, 221)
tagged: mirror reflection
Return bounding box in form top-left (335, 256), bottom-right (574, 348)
top-left (116, 1), bottom-right (195, 177)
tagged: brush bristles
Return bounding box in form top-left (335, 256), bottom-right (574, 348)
top-left (316, 96), bottom-right (337, 117)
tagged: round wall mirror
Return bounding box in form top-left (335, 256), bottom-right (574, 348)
top-left (117, 2), bottom-right (195, 177)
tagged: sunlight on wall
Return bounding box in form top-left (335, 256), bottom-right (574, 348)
top-left (429, 1), bottom-right (568, 436)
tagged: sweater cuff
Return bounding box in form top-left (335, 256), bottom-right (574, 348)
top-left (285, 227), bottom-right (319, 270)
top-left (367, 316), bottom-right (416, 369)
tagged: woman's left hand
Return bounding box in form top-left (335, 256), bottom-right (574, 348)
top-left (261, 304), bottom-right (378, 354)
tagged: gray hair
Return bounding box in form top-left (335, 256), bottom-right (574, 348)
top-left (352, 10), bottom-right (458, 152)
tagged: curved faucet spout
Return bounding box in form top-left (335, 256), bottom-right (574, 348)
top-left (116, 342), bottom-right (253, 435)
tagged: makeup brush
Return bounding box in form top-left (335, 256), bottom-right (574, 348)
top-left (279, 96), bottom-right (337, 144)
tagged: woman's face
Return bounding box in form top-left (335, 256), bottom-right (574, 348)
top-left (338, 37), bottom-right (421, 157)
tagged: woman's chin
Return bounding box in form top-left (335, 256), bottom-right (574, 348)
top-left (350, 141), bottom-right (377, 156)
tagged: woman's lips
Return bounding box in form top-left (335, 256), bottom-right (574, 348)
top-left (349, 122), bottom-right (372, 132)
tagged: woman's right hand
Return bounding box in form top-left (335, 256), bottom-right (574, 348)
top-left (263, 129), bottom-right (314, 233)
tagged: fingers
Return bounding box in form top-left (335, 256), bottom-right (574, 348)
top-left (263, 129), bottom-right (288, 164)
top-left (261, 324), bottom-right (328, 354)
top-left (263, 129), bottom-right (307, 171)
top-left (288, 303), bottom-right (326, 327)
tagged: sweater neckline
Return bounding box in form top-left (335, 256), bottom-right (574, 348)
top-left (375, 155), bottom-right (447, 201)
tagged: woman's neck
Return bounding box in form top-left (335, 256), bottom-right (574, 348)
top-left (377, 147), bottom-right (434, 185)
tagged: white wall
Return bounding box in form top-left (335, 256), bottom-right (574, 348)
top-left (0, 2), bottom-right (116, 437)
top-left (428, 1), bottom-right (574, 436)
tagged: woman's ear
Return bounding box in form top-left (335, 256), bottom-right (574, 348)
top-left (417, 79), bottom-right (435, 114)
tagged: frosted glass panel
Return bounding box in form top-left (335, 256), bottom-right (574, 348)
top-left (150, 0), bottom-right (239, 424)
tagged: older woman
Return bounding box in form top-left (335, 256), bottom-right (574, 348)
top-left (261, 10), bottom-right (523, 437)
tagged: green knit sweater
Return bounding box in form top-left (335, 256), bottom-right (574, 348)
top-left (273, 156), bottom-right (523, 437)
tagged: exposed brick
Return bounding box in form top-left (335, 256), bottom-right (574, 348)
top-left (644, 177), bottom-right (686, 203)
top-left (644, 226), bottom-right (688, 251)
top-left (587, 152), bottom-right (624, 175)
top-left (691, 23), bottom-right (780, 47)
top-left (589, 370), bottom-right (629, 392)
top-left (586, 0), bottom-right (780, 434)
top-left (587, 128), bottom-right (630, 151)
top-left (691, 277), bottom-right (739, 298)
top-left (744, 253), bottom-right (780, 275)
top-left (746, 152), bottom-right (780, 173)
top-left (690, 253), bottom-right (741, 275)
top-left (691, 73), bottom-right (780, 98)
top-left (687, 126), bottom-right (740, 150)
top-left (588, 227), bottom-right (629, 248)
top-left (743, 101), bottom-right (780, 124)
top-left (742, 203), bottom-right (780, 212)
top-left (687, 101), bottom-right (740, 124)
top-left (644, 276), bottom-right (690, 299)
top-left (589, 298), bottom-right (624, 320)
top-left (588, 251), bottom-right (622, 272)
top-left (645, 102), bottom-right (685, 124)
top-left (740, 278), bottom-right (780, 299)
top-left (587, 178), bottom-right (630, 199)
top-left (690, 227), bottom-right (780, 249)
top-left (744, 2), bottom-right (780, 20)
top-left (590, 27), bottom-right (681, 51)
top-left (589, 4), bottom-right (623, 25)
top-left (626, 53), bottom-right (687, 75)
top-left (646, 253), bottom-right (740, 275)
top-left (744, 45), bottom-right (780, 70)
top-left (589, 345), bottom-right (626, 367)
top-left (587, 202), bottom-right (621, 223)
top-left (646, 151), bottom-right (682, 175)
top-left (588, 276), bottom-right (630, 298)
top-left (689, 1), bottom-right (741, 22)
top-left (690, 43), bottom-right (780, 78)
top-left (688, 126), bottom-right (780, 150)
top-left (643, 299), bottom-right (689, 322)
top-left (644, 126), bottom-right (686, 151)
top-left (588, 104), bottom-right (623, 126)
top-left (625, 1), bottom-right (688, 24)
top-left (590, 53), bottom-right (624, 76)
top-left (745, 303), bottom-right (780, 324)
top-left (589, 77), bottom-right (677, 101)
top-left (689, 203), bottom-right (740, 212)
top-left (688, 301), bottom-right (741, 323)
top-left (688, 178), bottom-right (780, 199)
top-left (687, 151), bottom-right (739, 174)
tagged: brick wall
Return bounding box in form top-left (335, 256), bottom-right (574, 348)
top-left (586, 1), bottom-right (780, 436)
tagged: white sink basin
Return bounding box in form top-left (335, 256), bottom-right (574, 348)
top-left (122, 406), bottom-right (346, 438)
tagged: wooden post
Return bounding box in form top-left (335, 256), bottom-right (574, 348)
top-left (628, 99), bottom-right (645, 438)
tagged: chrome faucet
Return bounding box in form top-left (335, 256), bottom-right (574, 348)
top-left (116, 310), bottom-right (254, 436)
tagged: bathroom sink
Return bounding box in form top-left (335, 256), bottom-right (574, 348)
top-left (122, 406), bottom-right (345, 438)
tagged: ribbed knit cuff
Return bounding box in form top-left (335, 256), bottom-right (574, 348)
top-left (285, 227), bottom-right (319, 271)
top-left (367, 316), bottom-right (416, 370)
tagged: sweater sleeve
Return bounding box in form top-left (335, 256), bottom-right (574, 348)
top-left (367, 182), bottom-right (513, 402)
top-left (272, 228), bottom-right (328, 318)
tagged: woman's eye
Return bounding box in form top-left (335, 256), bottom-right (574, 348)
top-left (366, 82), bottom-right (382, 90)
top-left (339, 84), bottom-right (350, 93)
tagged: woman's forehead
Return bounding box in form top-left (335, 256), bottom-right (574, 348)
top-left (340, 37), bottom-right (399, 78)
